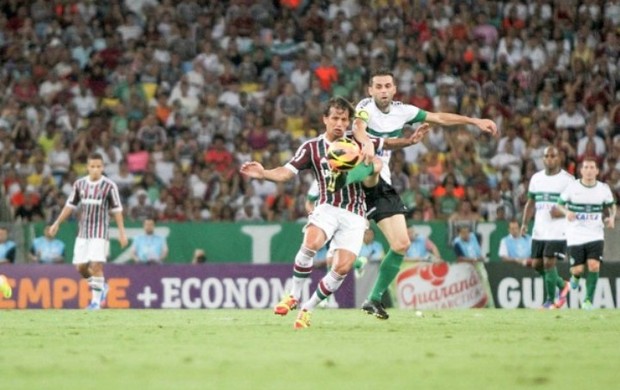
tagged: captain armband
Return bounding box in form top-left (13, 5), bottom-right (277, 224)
top-left (355, 110), bottom-right (369, 123)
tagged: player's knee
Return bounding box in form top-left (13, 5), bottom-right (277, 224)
top-left (391, 239), bottom-right (410, 254)
top-left (587, 261), bottom-right (601, 273)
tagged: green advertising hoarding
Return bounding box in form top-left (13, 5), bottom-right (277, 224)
top-left (27, 221), bottom-right (510, 264)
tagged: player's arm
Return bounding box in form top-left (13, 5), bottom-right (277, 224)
top-left (113, 211), bottom-right (128, 248)
top-left (240, 162), bottom-right (295, 182)
top-left (604, 203), bottom-right (616, 229)
top-left (554, 199), bottom-right (575, 221)
top-left (521, 197), bottom-right (535, 235)
top-left (352, 110), bottom-right (375, 162)
top-left (424, 112), bottom-right (498, 136)
top-left (49, 206), bottom-right (75, 236)
top-left (161, 241), bottom-right (169, 261)
top-left (383, 123), bottom-right (431, 150)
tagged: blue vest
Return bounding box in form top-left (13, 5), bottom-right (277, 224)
top-left (0, 240), bottom-right (16, 262)
top-left (503, 235), bottom-right (532, 258)
top-left (132, 234), bottom-right (166, 262)
top-left (406, 235), bottom-right (429, 259)
top-left (453, 233), bottom-right (482, 258)
top-left (31, 237), bottom-right (65, 263)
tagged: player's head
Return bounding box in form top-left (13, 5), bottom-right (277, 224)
top-left (368, 68), bottom-right (397, 110)
top-left (323, 97), bottom-right (354, 140)
top-left (542, 146), bottom-right (560, 173)
top-left (580, 156), bottom-right (599, 181)
top-left (86, 152), bottom-right (104, 180)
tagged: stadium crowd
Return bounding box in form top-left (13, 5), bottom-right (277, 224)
top-left (1, 0), bottom-right (619, 225)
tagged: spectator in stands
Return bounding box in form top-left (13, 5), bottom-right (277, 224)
top-left (0, 227), bottom-right (16, 264)
top-left (498, 220), bottom-right (532, 265)
top-left (453, 225), bottom-right (485, 263)
top-left (404, 226), bottom-right (443, 262)
top-left (130, 218), bottom-right (168, 265)
top-left (29, 226), bottom-right (65, 264)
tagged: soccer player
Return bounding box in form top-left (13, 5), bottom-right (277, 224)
top-left (240, 97), bottom-right (386, 329)
top-left (351, 68), bottom-right (497, 319)
top-left (49, 152), bottom-right (128, 309)
top-left (521, 146), bottom-right (573, 309)
top-left (555, 157), bottom-right (616, 309)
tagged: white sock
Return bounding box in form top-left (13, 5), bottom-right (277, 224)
top-left (302, 270), bottom-right (345, 311)
top-left (89, 276), bottom-right (105, 304)
top-left (291, 246), bottom-right (315, 299)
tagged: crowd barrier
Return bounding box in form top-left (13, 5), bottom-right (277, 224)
top-left (3, 262), bottom-right (619, 309)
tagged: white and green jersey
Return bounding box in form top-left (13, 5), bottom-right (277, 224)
top-left (558, 180), bottom-right (615, 245)
top-left (355, 98), bottom-right (427, 184)
top-left (527, 169), bottom-right (574, 240)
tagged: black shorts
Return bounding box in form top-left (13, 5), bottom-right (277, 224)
top-left (568, 240), bottom-right (605, 266)
top-left (363, 177), bottom-right (408, 222)
top-left (531, 239), bottom-right (567, 260)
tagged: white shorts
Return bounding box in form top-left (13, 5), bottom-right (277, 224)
top-left (307, 204), bottom-right (367, 256)
top-left (73, 238), bottom-right (109, 264)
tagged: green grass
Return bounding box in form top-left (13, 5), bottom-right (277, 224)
top-left (2, 309), bottom-right (618, 390)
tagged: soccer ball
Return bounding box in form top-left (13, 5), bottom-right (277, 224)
top-left (0, 274), bottom-right (12, 299)
top-left (327, 138), bottom-right (361, 171)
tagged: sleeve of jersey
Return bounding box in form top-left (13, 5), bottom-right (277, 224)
top-left (370, 136), bottom-right (384, 153)
top-left (109, 184), bottom-right (124, 213)
top-left (405, 106), bottom-right (427, 125)
top-left (66, 183), bottom-right (80, 209)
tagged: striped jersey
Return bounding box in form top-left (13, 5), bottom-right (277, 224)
top-left (558, 180), bottom-right (615, 245)
top-left (527, 169), bottom-right (574, 240)
top-left (355, 98), bottom-right (427, 184)
top-left (285, 134), bottom-right (383, 217)
top-left (66, 175), bottom-right (123, 239)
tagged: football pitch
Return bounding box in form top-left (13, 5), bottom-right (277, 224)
top-left (2, 309), bottom-right (618, 390)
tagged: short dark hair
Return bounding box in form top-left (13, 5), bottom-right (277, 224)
top-left (581, 156), bottom-right (599, 168)
top-left (88, 152), bottom-right (104, 161)
top-left (323, 96), bottom-right (354, 119)
top-left (368, 68), bottom-right (394, 84)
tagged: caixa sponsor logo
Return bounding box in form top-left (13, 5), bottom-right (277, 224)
top-left (395, 263), bottom-right (488, 309)
top-left (575, 213), bottom-right (601, 221)
top-left (495, 277), bottom-right (619, 308)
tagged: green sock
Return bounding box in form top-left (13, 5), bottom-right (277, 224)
top-left (556, 275), bottom-right (566, 290)
top-left (545, 268), bottom-right (559, 302)
top-left (586, 271), bottom-right (599, 302)
top-left (369, 250), bottom-right (404, 302)
top-left (345, 162), bottom-right (374, 186)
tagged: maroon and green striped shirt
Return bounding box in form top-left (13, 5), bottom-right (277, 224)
top-left (285, 134), bottom-right (382, 217)
top-left (66, 176), bottom-right (123, 239)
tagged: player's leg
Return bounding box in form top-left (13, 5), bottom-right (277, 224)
top-left (85, 239), bottom-right (109, 309)
top-left (364, 213), bottom-right (410, 318)
top-left (583, 241), bottom-right (604, 309)
top-left (276, 207), bottom-right (333, 315)
top-left (88, 261), bottom-right (106, 308)
top-left (530, 240), bottom-right (547, 306)
top-left (295, 210), bottom-right (366, 328)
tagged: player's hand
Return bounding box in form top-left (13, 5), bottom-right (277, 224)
top-left (474, 118), bottom-right (498, 137)
top-left (360, 142), bottom-right (375, 164)
top-left (566, 211), bottom-right (576, 222)
top-left (239, 161), bottom-right (265, 179)
top-left (520, 224), bottom-right (528, 236)
top-left (409, 123), bottom-right (431, 145)
top-left (119, 231), bottom-right (128, 248)
top-left (604, 217), bottom-right (615, 229)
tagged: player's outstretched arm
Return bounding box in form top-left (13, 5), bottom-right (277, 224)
top-left (240, 161), bottom-right (295, 182)
top-left (425, 112), bottom-right (498, 136)
top-left (383, 123), bottom-right (430, 150)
